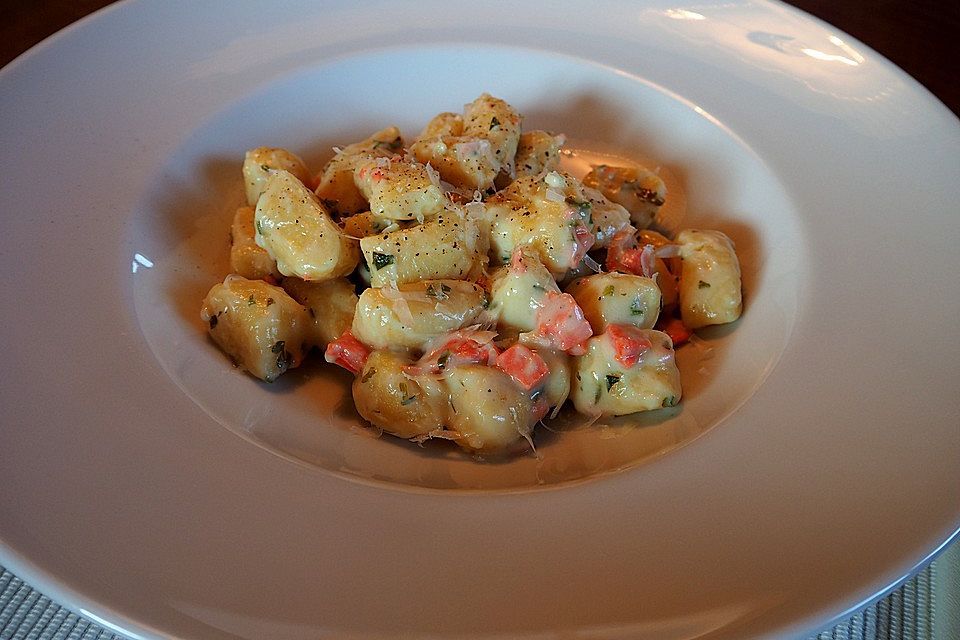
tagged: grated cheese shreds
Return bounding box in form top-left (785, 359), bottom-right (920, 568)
top-left (545, 187), bottom-right (565, 203)
top-left (379, 282), bottom-right (417, 328)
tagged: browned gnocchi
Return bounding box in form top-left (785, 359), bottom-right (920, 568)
top-left (199, 94), bottom-right (744, 456)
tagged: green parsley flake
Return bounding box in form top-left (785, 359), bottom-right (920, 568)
top-left (398, 382), bottom-right (418, 405)
top-left (606, 374), bottom-right (621, 391)
top-left (437, 351), bottom-right (450, 370)
top-left (602, 285), bottom-right (615, 297)
top-left (698, 280), bottom-right (711, 289)
top-left (662, 395), bottom-right (678, 407)
top-left (565, 196), bottom-right (592, 218)
top-left (372, 252), bottom-right (395, 270)
top-left (633, 185), bottom-right (665, 207)
top-left (373, 137), bottom-right (403, 151)
top-left (630, 297), bottom-right (644, 315)
top-left (426, 283), bottom-right (452, 300)
top-left (276, 349), bottom-right (292, 372)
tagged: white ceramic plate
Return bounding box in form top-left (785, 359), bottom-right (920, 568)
top-left (1, 1), bottom-right (958, 638)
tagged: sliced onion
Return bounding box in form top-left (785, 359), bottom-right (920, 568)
top-left (581, 253), bottom-right (603, 273)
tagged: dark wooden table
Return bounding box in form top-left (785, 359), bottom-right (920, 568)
top-left (4, 1), bottom-right (959, 117)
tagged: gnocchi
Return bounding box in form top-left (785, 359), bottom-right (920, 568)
top-left (201, 275), bottom-right (309, 382)
top-left (351, 279), bottom-right (487, 350)
top-left (200, 94), bottom-right (744, 457)
top-left (229, 206), bottom-right (282, 281)
top-left (410, 94), bottom-right (521, 191)
top-left (314, 126), bottom-right (404, 215)
top-left (254, 169), bottom-right (360, 281)
top-left (676, 229), bottom-right (743, 329)
top-left (243, 147), bottom-right (313, 207)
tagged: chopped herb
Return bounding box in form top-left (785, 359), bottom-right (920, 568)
top-left (360, 368), bottom-right (377, 383)
top-left (398, 382), bottom-right (417, 405)
top-left (372, 252), bottom-right (395, 270)
top-left (373, 137), bottom-right (403, 151)
top-left (633, 185), bottom-right (665, 206)
top-left (602, 285), bottom-right (615, 297)
top-left (437, 351), bottom-right (450, 370)
top-left (260, 164), bottom-right (270, 172)
top-left (565, 196), bottom-right (592, 218)
top-left (276, 349), bottom-right (292, 372)
top-left (606, 374), bottom-right (621, 391)
top-left (426, 283), bottom-right (452, 300)
top-left (247, 294), bottom-right (256, 306)
top-left (255, 219), bottom-right (264, 235)
top-left (662, 395), bottom-right (678, 407)
top-left (489, 116), bottom-right (501, 130)
top-left (698, 280), bottom-right (711, 289)
top-left (271, 340), bottom-right (286, 354)
top-left (630, 297), bottom-right (644, 315)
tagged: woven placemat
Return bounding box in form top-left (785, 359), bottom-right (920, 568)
top-left (0, 562), bottom-right (938, 640)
